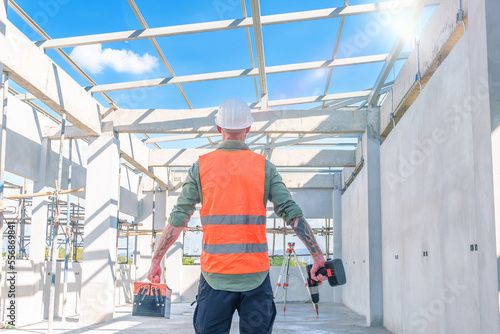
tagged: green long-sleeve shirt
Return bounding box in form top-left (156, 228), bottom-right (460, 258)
top-left (168, 140), bottom-right (303, 291)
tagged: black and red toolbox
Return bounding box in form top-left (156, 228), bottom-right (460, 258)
top-left (132, 282), bottom-right (172, 318)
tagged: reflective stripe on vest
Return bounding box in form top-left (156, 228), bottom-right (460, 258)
top-left (203, 243), bottom-right (268, 254)
top-left (199, 150), bottom-right (269, 275)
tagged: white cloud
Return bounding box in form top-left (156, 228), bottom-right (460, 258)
top-left (70, 44), bottom-right (158, 74)
top-left (313, 88), bottom-right (323, 96)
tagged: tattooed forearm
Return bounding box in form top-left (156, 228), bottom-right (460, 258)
top-left (152, 224), bottom-right (184, 262)
top-left (289, 217), bottom-right (323, 257)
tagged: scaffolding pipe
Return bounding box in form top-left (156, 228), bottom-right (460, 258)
top-left (14, 187), bottom-right (23, 259)
top-left (73, 198), bottom-right (80, 261)
top-left (48, 111), bottom-right (66, 333)
top-left (62, 139), bottom-right (72, 322)
top-left (4, 187), bottom-right (84, 199)
top-left (18, 178), bottom-right (27, 258)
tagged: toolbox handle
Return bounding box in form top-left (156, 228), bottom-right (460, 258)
top-left (156, 287), bottom-right (165, 306)
top-left (138, 285), bottom-right (149, 305)
top-left (136, 286), bottom-right (145, 301)
top-left (152, 286), bottom-right (160, 306)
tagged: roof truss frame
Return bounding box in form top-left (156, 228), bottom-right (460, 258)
top-left (35, 0), bottom-right (441, 50)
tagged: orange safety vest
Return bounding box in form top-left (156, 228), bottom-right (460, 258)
top-left (199, 149), bottom-right (269, 275)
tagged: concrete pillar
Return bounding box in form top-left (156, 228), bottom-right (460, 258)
top-left (80, 135), bottom-right (120, 325)
top-left (154, 189), bottom-right (167, 230)
top-left (31, 184), bottom-right (49, 318)
top-left (365, 107), bottom-right (383, 326)
top-left (332, 173), bottom-right (342, 304)
top-left (30, 139), bottom-right (50, 264)
top-left (164, 188), bottom-right (183, 302)
top-left (468, 0), bottom-right (500, 332)
top-left (29, 137), bottom-right (50, 321)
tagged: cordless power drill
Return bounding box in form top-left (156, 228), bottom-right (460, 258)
top-left (306, 258), bottom-right (346, 315)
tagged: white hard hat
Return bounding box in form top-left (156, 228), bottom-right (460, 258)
top-left (215, 98), bottom-right (254, 129)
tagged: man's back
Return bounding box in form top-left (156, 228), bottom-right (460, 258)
top-left (198, 149), bottom-right (269, 276)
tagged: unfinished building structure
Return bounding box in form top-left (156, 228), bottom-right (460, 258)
top-left (0, 0), bottom-right (499, 333)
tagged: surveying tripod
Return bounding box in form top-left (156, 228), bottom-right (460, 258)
top-left (273, 242), bottom-right (316, 314)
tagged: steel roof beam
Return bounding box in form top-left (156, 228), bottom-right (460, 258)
top-left (126, 0), bottom-right (193, 110)
top-left (251, 134), bottom-right (340, 150)
top-left (36, 0), bottom-right (441, 50)
top-left (261, 86), bottom-right (389, 108)
top-left (250, 0), bottom-right (268, 109)
top-left (87, 53), bottom-right (408, 93)
top-left (322, 0), bottom-right (349, 109)
top-left (240, 0), bottom-right (260, 102)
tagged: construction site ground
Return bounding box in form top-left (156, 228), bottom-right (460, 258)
top-left (8, 302), bottom-right (392, 334)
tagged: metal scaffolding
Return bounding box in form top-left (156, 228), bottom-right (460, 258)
top-left (45, 198), bottom-right (85, 262)
top-left (0, 181), bottom-right (31, 259)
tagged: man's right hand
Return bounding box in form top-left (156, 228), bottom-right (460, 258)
top-left (147, 260), bottom-right (161, 283)
top-left (146, 224), bottom-right (185, 283)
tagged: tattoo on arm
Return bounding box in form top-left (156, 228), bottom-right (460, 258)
top-left (153, 225), bottom-right (184, 261)
top-left (289, 217), bottom-right (322, 256)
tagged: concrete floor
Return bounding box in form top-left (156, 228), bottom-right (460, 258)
top-left (8, 303), bottom-right (392, 334)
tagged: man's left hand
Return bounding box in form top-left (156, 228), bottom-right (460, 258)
top-left (310, 256), bottom-right (328, 285)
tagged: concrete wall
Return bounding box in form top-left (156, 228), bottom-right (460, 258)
top-left (269, 188), bottom-right (333, 219)
top-left (340, 153), bottom-right (369, 319)
top-left (120, 166), bottom-right (140, 218)
top-left (380, 28), bottom-right (497, 333)
top-left (1, 94), bottom-right (141, 217)
top-left (479, 0), bottom-right (500, 324)
top-left (3, 96), bottom-right (86, 190)
top-left (0, 260), bottom-right (134, 327)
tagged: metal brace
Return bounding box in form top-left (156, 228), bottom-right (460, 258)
top-left (456, 9), bottom-right (464, 24)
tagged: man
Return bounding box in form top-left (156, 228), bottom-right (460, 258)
top-left (148, 98), bottom-right (327, 334)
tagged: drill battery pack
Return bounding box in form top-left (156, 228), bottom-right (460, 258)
top-left (323, 258), bottom-right (346, 286)
top-left (132, 282), bottom-right (172, 318)
top-left (307, 258), bottom-right (347, 287)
